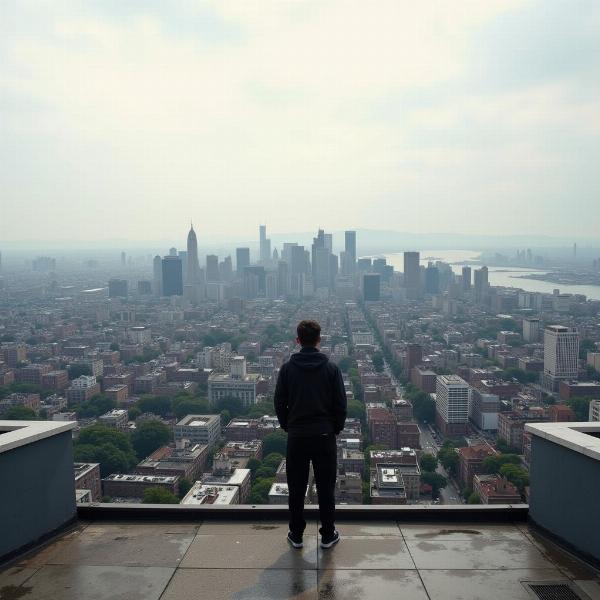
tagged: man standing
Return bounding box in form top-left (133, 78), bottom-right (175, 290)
top-left (274, 320), bottom-right (347, 549)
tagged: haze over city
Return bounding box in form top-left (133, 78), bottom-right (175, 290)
top-left (2, 0), bottom-right (600, 243)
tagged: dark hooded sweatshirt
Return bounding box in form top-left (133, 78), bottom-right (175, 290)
top-left (274, 346), bottom-right (347, 438)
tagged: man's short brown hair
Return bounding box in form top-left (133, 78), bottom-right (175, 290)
top-left (297, 320), bottom-right (321, 346)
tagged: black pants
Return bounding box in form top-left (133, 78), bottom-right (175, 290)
top-left (286, 433), bottom-right (337, 537)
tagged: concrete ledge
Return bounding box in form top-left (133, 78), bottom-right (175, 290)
top-left (77, 502), bottom-right (529, 522)
top-left (0, 420), bottom-right (77, 454)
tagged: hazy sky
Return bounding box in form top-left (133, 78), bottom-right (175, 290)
top-left (1, 0), bottom-right (599, 243)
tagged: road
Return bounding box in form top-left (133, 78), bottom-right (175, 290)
top-left (420, 427), bottom-right (463, 505)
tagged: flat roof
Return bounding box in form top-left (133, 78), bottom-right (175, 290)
top-left (525, 422), bottom-right (600, 462)
top-left (0, 420), bottom-right (77, 455)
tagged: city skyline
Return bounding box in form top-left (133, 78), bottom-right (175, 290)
top-left (2, 1), bottom-right (600, 242)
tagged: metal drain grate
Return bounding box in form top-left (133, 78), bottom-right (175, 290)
top-left (523, 582), bottom-right (592, 600)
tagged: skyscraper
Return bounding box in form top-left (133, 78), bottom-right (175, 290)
top-left (236, 248), bottom-right (250, 273)
top-left (435, 375), bottom-right (470, 437)
top-left (343, 230), bottom-right (357, 275)
top-left (403, 251), bottom-right (420, 299)
top-left (186, 224), bottom-right (200, 284)
top-left (543, 325), bottom-right (579, 391)
top-left (206, 255), bottom-right (219, 282)
top-left (152, 255), bottom-right (162, 296)
top-left (162, 256), bottom-right (183, 296)
top-left (363, 273), bottom-right (380, 301)
top-left (474, 266), bottom-right (489, 303)
top-left (259, 225), bottom-right (271, 263)
top-left (312, 229), bottom-right (332, 292)
top-left (425, 264), bottom-right (440, 294)
top-left (462, 266), bottom-right (472, 290)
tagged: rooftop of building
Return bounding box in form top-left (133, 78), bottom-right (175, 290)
top-left (175, 414), bottom-right (220, 427)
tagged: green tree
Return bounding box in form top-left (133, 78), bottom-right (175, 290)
top-left (137, 395), bottom-right (172, 417)
top-left (567, 396), bottom-right (592, 421)
top-left (420, 472), bottom-right (447, 499)
top-left (248, 478), bottom-right (275, 504)
top-left (420, 453), bottom-right (438, 473)
top-left (172, 397), bottom-right (209, 420)
top-left (178, 478), bottom-right (192, 499)
top-left (247, 458), bottom-right (261, 480)
top-left (142, 487), bottom-right (180, 504)
top-left (580, 339), bottom-right (597, 360)
top-left (263, 452), bottom-right (284, 469)
top-left (131, 420), bottom-right (171, 459)
top-left (337, 357), bottom-right (356, 373)
top-left (495, 438), bottom-right (521, 454)
top-left (468, 492), bottom-right (481, 504)
top-left (347, 399), bottom-right (365, 421)
top-left (76, 395), bottom-right (116, 418)
top-left (128, 406), bottom-right (142, 420)
top-left (255, 465), bottom-right (277, 479)
top-left (483, 453), bottom-right (521, 474)
top-left (74, 425), bottom-right (137, 477)
top-left (262, 430), bottom-right (288, 456)
top-left (372, 352), bottom-right (384, 373)
top-left (437, 444), bottom-right (459, 476)
top-left (3, 406), bottom-right (38, 420)
top-left (68, 364), bottom-right (92, 380)
top-left (215, 395), bottom-right (244, 418)
top-left (500, 464), bottom-right (529, 492)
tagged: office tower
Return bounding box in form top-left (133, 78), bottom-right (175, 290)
top-left (312, 229), bottom-right (333, 291)
top-left (259, 225), bottom-right (271, 263)
top-left (178, 251), bottom-right (188, 282)
top-left (324, 233), bottom-right (333, 252)
top-left (363, 273), bottom-right (380, 301)
top-left (344, 231), bottom-right (357, 274)
top-left (220, 256), bottom-right (233, 282)
top-left (236, 248), bottom-right (250, 273)
top-left (523, 318), bottom-right (541, 343)
top-left (473, 266), bottom-right (489, 302)
top-left (108, 278), bottom-right (128, 298)
top-left (435, 375), bottom-right (470, 436)
top-left (290, 245), bottom-right (307, 296)
top-left (265, 272), bottom-right (278, 299)
top-left (357, 257), bottom-right (372, 271)
top-left (186, 224), bottom-right (200, 284)
top-left (373, 258), bottom-right (387, 274)
top-left (120, 252), bottom-right (126, 266)
top-left (206, 255), bottom-right (219, 282)
top-left (462, 266), bottom-right (472, 290)
top-left (272, 248), bottom-right (279, 261)
top-left (152, 255), bottom-right (162, 296)
top-left (282, 243), bottom-right (297, 265)
top-left (543, 325), bottom-right (579, 391)
top-left (425, 264), bottom-right (440, 294)
top-left (161, 255), bottom-right (183, 296)
top-left (403, 251), bottom-right (420, 299)
top-left (277, 261), bottom-right (289, 297)
top-left (169, 247), bottom-right (177, 257)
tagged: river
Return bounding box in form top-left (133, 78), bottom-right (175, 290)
top-left (380, 250), bottom-right (600, 301)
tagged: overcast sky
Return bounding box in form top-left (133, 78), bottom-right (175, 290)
top-left (1, 0), bottom-right (599, 243)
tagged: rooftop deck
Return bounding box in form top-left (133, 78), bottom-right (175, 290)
top-left (2, 516), bottom-right (599, 600)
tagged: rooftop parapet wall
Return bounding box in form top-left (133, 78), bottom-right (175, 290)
top-left (0, 420), bottom-right (77, 561)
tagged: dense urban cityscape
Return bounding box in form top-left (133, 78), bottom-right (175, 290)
top-left (2, 224), bottom-right (599, 510)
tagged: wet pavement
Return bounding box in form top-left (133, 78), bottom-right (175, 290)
top-left (1, 520), bottom-right (599, 599)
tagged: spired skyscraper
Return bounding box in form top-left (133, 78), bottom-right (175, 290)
top-left (183, 223), bottom-right (203, 302)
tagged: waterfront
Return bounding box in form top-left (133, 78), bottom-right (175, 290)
top-left (381, 250), bottom-right (600, 301)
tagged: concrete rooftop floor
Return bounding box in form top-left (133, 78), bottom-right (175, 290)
top-left (1, 519), bottom-right (600, 600)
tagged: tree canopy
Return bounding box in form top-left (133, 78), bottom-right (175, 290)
top-left (419, 453), bottom-right (438, 473)
top-left (262, 430), bottom-right (287, 456)
top-left (142, 487), bottom-right (180, 504)
top-left (131, 420), bottom-right (171, 459)
top-left (2, 405), bottom-right (38, 420)
top-left (74, 425), bottom-right (138, 477)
